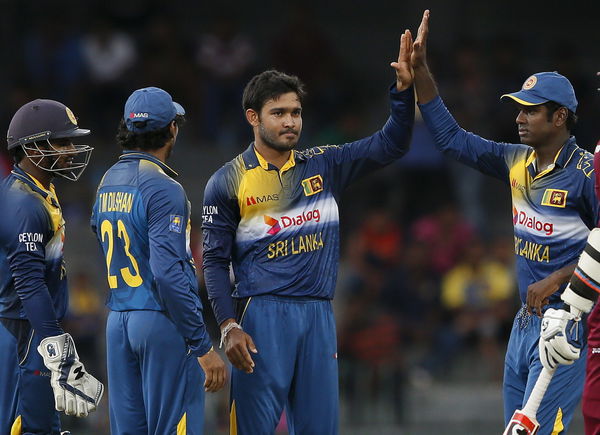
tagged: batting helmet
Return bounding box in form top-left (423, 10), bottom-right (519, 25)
top-left (6, 99), bottom-right (93, 181)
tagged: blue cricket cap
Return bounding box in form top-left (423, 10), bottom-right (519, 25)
top-left (501, 72), bottom-right (577, 113)
top-left (124, 87), bottom-right (185, 133)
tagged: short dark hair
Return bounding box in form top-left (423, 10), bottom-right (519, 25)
top-left (116, 115), bottom-right (185, 151)
top-left (544, 101), bottom-right (577, 131)
top-left (242, 70), bottom-right (306, 114)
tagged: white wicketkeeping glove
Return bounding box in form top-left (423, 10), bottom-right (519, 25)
top-left (539, 308), bottom-right (582, 370)
top-left (37, 333), bottom-right (104, 417)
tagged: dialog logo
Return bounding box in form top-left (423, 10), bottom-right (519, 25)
top-left (512, 207), bottom-right (554, 235)
top-left (264, 209), bottom-right (321, 235)
top-left (264, 215), bottom-right (281, 235)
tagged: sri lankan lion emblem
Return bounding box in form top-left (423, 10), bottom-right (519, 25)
top-left (523, 76), bottom-right (537, 90)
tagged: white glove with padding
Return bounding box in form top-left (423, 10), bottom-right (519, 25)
top-left (37, 333), bottom-right (104, 417)
top-left (539, 306), bottom-right (581, 370)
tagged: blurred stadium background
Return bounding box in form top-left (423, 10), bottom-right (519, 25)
top-left (1, 0), bottom-right (598, 433)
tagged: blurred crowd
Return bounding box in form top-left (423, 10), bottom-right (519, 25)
top-left (1, 1), bottom-right (598, 432)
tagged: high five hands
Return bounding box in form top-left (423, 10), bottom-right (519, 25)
top-left (390, 10), bottom-right (430, 91)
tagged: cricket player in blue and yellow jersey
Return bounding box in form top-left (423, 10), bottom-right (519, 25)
top-left (411, 11), bottom-right (597, 434)
top-left (202, 32), bottom-right (416, 434)
top-left (0, 99), bottom-right (102, 434)
top-left (91, 87), bottom-right (225, 435)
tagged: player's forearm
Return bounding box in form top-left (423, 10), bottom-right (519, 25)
top-left (413, 65), bottom-right (439, 104)
top-left (150, 252), bottom-right (213, 356)
top-left (205, 265), bottom-right (236, 325)
top-left (202, 228), bottom-right (236, 325)
top-left (552, 263), bottom-right (577, 287)
top-left (380, 84), bottom-right (415, 157)
top-left (11, 255), bottom-right (63, 337)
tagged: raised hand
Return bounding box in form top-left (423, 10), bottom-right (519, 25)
top-left (412, 9), bottom-right (430, 70)
top-left (390, 29), bottom-right (414, 91)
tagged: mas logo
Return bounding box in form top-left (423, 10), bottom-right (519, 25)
top-left (541, 189), bottom-right (567, 208)
top-left (246, 193), bottom-right (279, 206)
top-left (512, 206), bottom-right (554, 235)
top-left (301, 175), bottom-right (324, 196)
top-left (510, 178), bottom-right (526, 193)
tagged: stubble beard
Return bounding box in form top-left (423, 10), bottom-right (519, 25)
top-left (258, 123), bottom-right (299, 152)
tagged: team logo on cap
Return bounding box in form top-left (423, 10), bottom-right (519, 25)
top-left (65, 107), bottom-right (78, 125)
top-left (522, 75), bottom-right (537, 90)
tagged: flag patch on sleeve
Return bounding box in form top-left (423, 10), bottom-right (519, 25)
top-left (169, 215), bottom-right (183, 233)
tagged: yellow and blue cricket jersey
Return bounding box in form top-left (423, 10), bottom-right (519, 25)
top-left (419, 96), bottom-right (597, 304)
top-left (0, 166), bottom-right (68, 434)
top-left (91, 151), bottom-right (212, 356)
top-left (0, 166), bottom-right (67, 336)
top-left (91, 151), bottom-right (211, 434)
top-left (202, 85), bottom-right (415, 325)
top-left (203, 85), bottom-right (414, 434)
top-left (419, 95), bottom-right (597, 435)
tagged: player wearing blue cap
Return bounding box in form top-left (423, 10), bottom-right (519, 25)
top-left (91, 87), bottom-right (226, 434)
top-left (202, 31), bottom-right (415, 434)
top-left (410, 11), bottom-right (597, 434)
top-left (0, 99), bottom-right (102, 434)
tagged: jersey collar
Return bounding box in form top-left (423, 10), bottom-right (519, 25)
top-left (11, 165), bottom-right (59, 207)
top-left (526, 136), bottom-right (578, 180)
top-left (119, 150), bottom-right (178, 178)
top-left (241, 143), bottom-right (296, 172)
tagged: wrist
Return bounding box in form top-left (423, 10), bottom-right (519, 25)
top-left (220, 322), bottom-right (242, 348)
top-left (201, 346), bottom-right (215, 357)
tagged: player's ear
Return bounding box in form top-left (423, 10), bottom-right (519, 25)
top-left (246, 109), bottom-right (260, 127)
top-left (555, 107), bottom-right (568, 127)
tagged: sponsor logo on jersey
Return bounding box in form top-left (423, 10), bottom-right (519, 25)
top-left (264, 215), bottom-right (282, 235)
top-left (510, 178), bottom-right (526, 193)
top-left (246, 193), bottom-right (280, 206)
top-left (541, 189), bottom-right (567, 208)
top-left (202, 205), bottom-right (218, 223)
top-left (264, 209), bottom-right (321, 235)
top-left (512, 206), bottom-right (554, 235)
top-left (18, 232), bottom-right (43, 252)
top-left (169, 214), bottom-right (183, 233)
top-left (301, 175), bottom-right (324, 196)
top-left (592, 347), bottom-right (600, 354)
